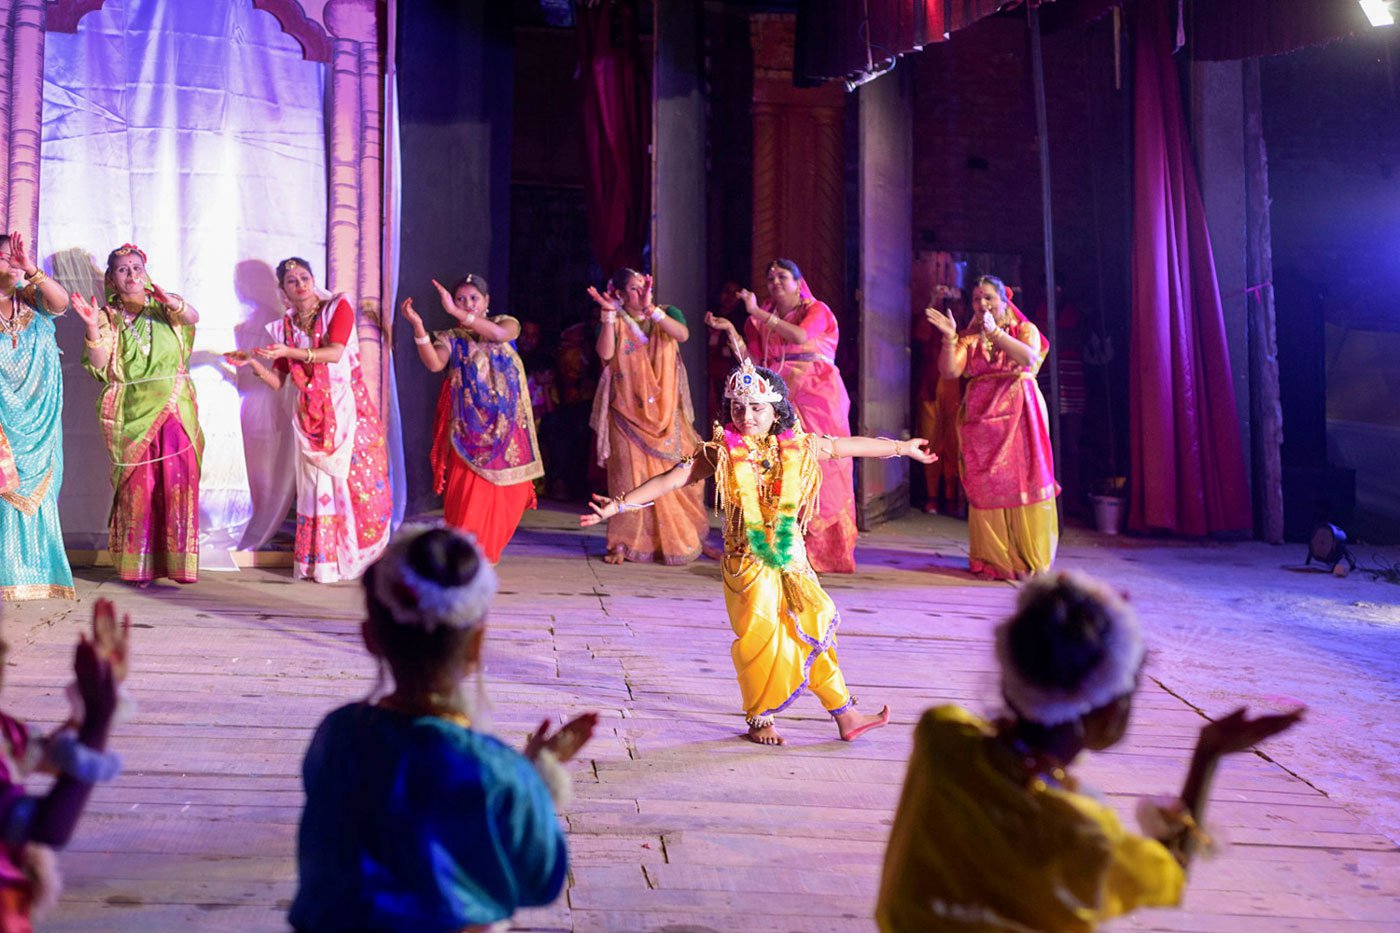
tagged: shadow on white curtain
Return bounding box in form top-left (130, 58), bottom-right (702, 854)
top-left (40, 0), bottom-right (326, 563)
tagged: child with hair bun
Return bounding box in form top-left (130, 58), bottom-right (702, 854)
top-left (877, 571), bottom-right (1303, 932)
top-left (290, 525), bottom-right (596, 933)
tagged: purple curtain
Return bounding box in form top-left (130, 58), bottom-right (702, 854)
top-left (1127, 0), bottom-right (1251, 535)
top-left (575, 0), bottom-right (650, 274)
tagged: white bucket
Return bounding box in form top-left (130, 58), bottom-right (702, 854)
top-left (1089, 495), bottom-right (1126, 535)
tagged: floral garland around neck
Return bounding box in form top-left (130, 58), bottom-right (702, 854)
top-left (724, 426), bottom-right (804, 570)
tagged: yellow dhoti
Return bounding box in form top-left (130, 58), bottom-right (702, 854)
top-left (721, 548), bottom-right (852, 719)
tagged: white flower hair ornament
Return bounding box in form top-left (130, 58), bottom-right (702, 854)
top-left (371, 523), bottom-right (498, 634)
top-left (724, 358), bottom-right (783, 403)
top-left (996, 571), bottom-right (1144, 727)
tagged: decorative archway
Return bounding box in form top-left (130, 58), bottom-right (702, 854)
top-left (7, 0), bottom-right (390, 411)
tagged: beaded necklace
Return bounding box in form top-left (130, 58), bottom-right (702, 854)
top-left (122, 306), bottom-right (154, 356)
top-left (0, 293), bottom-right (29, 349)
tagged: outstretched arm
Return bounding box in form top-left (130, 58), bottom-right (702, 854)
top-left (1145, 706), bottom-right (1304, 868)
top-left (815, 435), bottom-right (937, 464)
top-left (580, 453), bottom-right (715, 526)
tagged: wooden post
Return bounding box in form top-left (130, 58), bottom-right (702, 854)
top-left (1243, 59), bottom-right (1285, 543)
top-left (856, 66), bottom-right (913, 528)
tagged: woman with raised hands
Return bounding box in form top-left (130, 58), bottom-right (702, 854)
top-left (75, 244), bottom-right (202, 586)
top-left (587, 268), bottom-right (707, 566)
top-left (927, 274), bottom-right (1059, 580)
top-left (0, 231), bottom-right (75, 600)
top-left (400, 274), bottom-right (543, 563)
top-left (706, 258), bottom-right (858, 573)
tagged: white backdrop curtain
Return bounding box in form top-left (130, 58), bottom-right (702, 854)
top-left (40, 0), bottom-right (326, 561)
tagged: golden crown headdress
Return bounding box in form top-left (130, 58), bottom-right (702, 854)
top-left (724, 359), bottom-right (783, 403)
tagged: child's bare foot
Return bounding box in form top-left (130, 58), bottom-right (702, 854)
top-left (745, 722), bottom-right (785, 746)
top-left (602, 548), bottom-right (625, 565)
top-left (836, 705), bottom-right (890, 741)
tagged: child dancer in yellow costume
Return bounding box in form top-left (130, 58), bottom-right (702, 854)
top-left (582, 360), bottom-right (937, 745)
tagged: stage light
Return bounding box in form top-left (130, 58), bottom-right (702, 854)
top-left (843, 58), bottom-right (897, 93)
top-left (1306, 523), bottom-right (1357, 575)
top-left (1359, 0), bottom-right (1396, 28)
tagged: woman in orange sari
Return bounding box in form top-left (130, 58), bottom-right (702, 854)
top-left (927, 275), bottom-right (1059, 579)
top-left (705, 259), bottom-right (857, 573)
top-left (400, 274), bottom-right (543, 563)
top-left (588, 269), bottom-right (707, 565)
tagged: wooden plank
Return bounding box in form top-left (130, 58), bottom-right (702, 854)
top-left (0, 505), bottom-right (1391, 931)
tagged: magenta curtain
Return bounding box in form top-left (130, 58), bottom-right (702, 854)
top-left (1127, 0), bottom-right (1251, 536)
top-left (575, 0), bottom-right (650, 273)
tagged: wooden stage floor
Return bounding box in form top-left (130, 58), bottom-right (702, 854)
top-left (6, 506), bottom-right (1398, 931)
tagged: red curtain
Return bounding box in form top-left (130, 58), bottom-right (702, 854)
top-left (794, 0), bottom-right (1008, 83)
top-left (1187, 0), bottom-right (1368, 61)
top-left (576, 0), bottom-right (650, 273)
top-left (1127, 0), bottom-right (1251, 535)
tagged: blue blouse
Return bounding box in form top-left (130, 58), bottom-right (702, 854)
top-left (290, 703), bottom-right (568, 932)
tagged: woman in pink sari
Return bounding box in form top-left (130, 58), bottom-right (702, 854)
top-left (226, 257), bottom-right (392, 583)
top-left (927, 276), bottom-right (1059, 579)
top-left (706, 259), bottom-right (857, 573)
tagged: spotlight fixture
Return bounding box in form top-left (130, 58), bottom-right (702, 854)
top-left (843, 57), bottom-right (897, 93)
top-left (1359, 0), bottom-right (1396, 28)
top-left (1306, 523), bottom-right (1357, 575)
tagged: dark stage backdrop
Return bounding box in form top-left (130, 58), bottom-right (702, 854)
top-left (394, 0), bottom-right (515, 515)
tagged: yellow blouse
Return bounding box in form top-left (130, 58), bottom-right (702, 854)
top-left (877, 706), bottom-right (1184, 932)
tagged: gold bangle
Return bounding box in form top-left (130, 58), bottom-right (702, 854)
top-left (27, 269), bottom-right (47, 287)
top-left (304, 346), bottom-right (314, 364)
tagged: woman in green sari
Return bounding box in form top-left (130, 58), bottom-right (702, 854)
top-left (74, 245), bottom-right (203, 585)
top-left (0, 230), bottom-right (76, 600)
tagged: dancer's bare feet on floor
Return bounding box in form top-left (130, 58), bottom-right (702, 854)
top-left (746, 722), bottom-right (785, 746)
top-left (836, 705), bottom-right (890, 741)
top-left (602, 548), bottom-right (626, 565)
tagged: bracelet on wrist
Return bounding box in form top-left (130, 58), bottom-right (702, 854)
top-left (601, 311), bottom-right (617, 324)
top-left (414, 333), bottom-right (431, 346)
top-left (648, 307), bottom-right (664, 322)
top-left (304, 346), bottom-right (315, 364)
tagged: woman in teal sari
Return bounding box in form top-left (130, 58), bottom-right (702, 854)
top-left (74, 244), bottom-right (203, 585)
top-left (0, 231), bottom-right (75, 600)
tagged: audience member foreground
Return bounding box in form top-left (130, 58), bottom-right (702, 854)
top-left (2, 508), bottom-right (1397, 931)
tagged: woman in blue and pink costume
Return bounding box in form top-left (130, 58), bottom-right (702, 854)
top-left (0, 231), bottom-right (74, 601)
top-left (583, 361), bottom-right (937, 746)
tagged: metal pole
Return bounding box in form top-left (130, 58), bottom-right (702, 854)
top-left (1028, 3), bottom-right (1063, 492)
